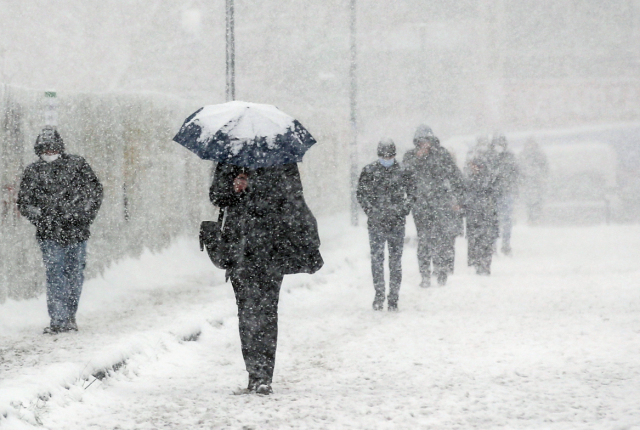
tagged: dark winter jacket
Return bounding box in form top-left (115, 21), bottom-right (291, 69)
top-left (210, 162), bottom-right (323, 275)
top-left (356, 160), bottom-right (410, 230)
top-left (403, 145), bottom-right (465, 236)
top-left (518, 145), bottom-right (549, 201)
top-left (18, 154), bottom-right (103, 245)
top-left (487, 149), bottom-right (519, 198)
top-left (464, 161), bottom-right (500, 241)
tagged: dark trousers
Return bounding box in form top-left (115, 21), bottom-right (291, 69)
top-left (368, 223), bottom-right (404, 306)
top-left (38, 240), bottom-right (87, 328)
top-left (498, 194), bottom-right (514, 248)
top-left (416, 224), bottom-right (453, 281)
top-left (468, 233), bottom-right (493, 274)
top-left (230, 265), bottom-right (284, 386)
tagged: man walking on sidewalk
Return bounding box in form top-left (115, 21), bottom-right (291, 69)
top-left (18, 127), bottom-right (103, 334)
top-left (357, 139), bottom-right (410, 311)
top-left (403, 125), bottom-right (464, 288)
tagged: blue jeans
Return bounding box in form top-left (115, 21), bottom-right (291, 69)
top-left (497, 195), bottom-right (514, 248)
top-left (38, 240), bottom-right (87, 328)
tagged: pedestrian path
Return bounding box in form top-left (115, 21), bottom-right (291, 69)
top-left (1, 217), bottom-right (640, 429)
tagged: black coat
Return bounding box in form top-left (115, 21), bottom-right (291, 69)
top-left (209, 162), bottom-right (323, 275)
top-left (18, 154), bottom-right (103, 245)
top-left (356, 160), bottom-right (410, 229)
top-left (464, 166), bottom-right (500, 242)
top-left (403, 145), bottom-right (465, 236)
top-left (486, 149), bottom-right (520, 198)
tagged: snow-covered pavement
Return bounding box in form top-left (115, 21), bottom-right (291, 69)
top-left (1, 216), bottom-right (640, 429)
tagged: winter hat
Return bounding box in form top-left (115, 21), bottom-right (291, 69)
top-left (491, 132), bottom-right (507, 149)
top-left (469, 152), bottom-right (490, 171)
top-left (34, 127), bottom-right (64, 156)
top-left (413, 124), bottom-right (437, 146)
top-left (377, 138), bottom-right (396, 158)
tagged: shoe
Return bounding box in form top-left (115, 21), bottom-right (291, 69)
top-left (387, 303), bottom-right (398, 312)
top-left (66, 318), bottom-right (78, 332)
top-left (436, 272), bottom-right (447, 286)
top-left (233, 376), bottom-right (261, 395)
top-left (475, 266), bottom-right (491, 276)
top-left (420, 278), bottom-right (431, 288)
top-left (372, 301), bottom-right (384, 311)
top-left (43, 325), bottom-right (62, 335)
top-left (248, 376), bottom-right (260, 391)
top-left (256, 384), bottom-right (273, 395)
top-left (501, 245), bottom-right (512, 256)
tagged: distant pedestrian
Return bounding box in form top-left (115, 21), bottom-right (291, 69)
top-left (18, 127), bottom-right (103, 334)
top-left (404, 125), bottom-right (464, 287)
top-left (464, 154), bottom-right (500, 275)
top-left (519, 139), bottom-right (548, 224)
top-left (210, 162), bottom-right (323, 395)
top-left (357, 139), bottom-right (410, 311)
top-left (491, 133), bottom-right (519, 255)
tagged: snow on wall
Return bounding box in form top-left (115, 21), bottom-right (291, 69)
top-left (0, 86), bottom-right (212, 302)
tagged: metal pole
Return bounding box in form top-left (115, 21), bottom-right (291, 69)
top-left (225, 0), bottom-right (235, 101)
top-left (349, 0), bottom-right (358, 226)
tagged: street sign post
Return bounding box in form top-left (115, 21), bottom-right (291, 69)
top-left (44, 90), bottom-right (57, 128)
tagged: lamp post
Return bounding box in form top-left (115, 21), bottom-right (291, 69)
top-left (349, 0), bottom-right (358, 226)
top-left (226, 0), bottom-right (235, 101)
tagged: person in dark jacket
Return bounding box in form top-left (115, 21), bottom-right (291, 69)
top-left (491, 133), bottom-right (519, 255)
top-left (403, 125), bottom-right (464, 287)
top-left (357, 139), bottom-right (409, 311)
top-left (210, 161), bottom-right (323, 395)
top-left (464, 154), bottom-right (500, 275)
top-left (17, 127), bottom-right (103, 334)
top-left (518, 138), bottom-right (548, 225)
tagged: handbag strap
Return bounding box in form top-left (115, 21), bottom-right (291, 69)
top-left (219, 207), bottom-right (227, 231)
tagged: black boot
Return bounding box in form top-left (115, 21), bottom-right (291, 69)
top-left (256, 384), bottom-right (273, 395)
top-left (372, 292), bottom-right (385, 311)
top-left (436, 271), bottom-right (447, 286)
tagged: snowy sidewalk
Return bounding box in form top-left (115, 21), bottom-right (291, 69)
top-left (2, 216), bottom-right (640, 429)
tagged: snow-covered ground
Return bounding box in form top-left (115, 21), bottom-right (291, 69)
top-left (1, 215), bottom-right (639, 429)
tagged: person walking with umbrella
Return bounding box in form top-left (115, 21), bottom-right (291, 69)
top-left (174, 102), bottom-right (323, 395)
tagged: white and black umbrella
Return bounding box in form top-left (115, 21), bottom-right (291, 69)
top-left (173, 101), bottom-right (317, 169)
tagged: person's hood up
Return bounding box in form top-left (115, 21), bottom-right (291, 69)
top-left (413, 124), bottom-right (439, 147)
top-left (34, 127), bottom-right (65, 156)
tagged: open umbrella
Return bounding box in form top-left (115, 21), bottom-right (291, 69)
top-left (173, 101), bottom-right (317, 169)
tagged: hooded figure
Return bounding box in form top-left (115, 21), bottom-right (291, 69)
top-left (18, 127), bottom-right (103, 334)
top-left (464, 154), bottom-right (500, 275)
top-left (210, 161), bottom-right (323, 395)
top-left (518, 138), bottom-right (548, 224)
top-left (403, 125), bottom-right (464, 287)
top-left (357, 138), bottom-right (410, 311)
top-left (490, 133), bottom-right (519, 255)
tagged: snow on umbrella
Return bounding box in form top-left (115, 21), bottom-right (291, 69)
top-left (173, 101), bottom-right (317, 169)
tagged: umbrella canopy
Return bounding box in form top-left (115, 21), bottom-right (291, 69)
top-left (173, 101), bottom-right (317, 169)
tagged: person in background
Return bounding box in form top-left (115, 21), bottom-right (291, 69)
top-left (403, 125), bottom-right (464, 288)
top-left (491, 133), bottom-right (519, 255)
top-left (464, 154), bottom-right (500, 275)
top-left (357, 139), bottom-right (410, 311)
top-left (210, 161), bottom-right (323, 395)
top-left (18, 127), bottom-right (103, 334)
top-left (518, 138), bottom-right (548, 225)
